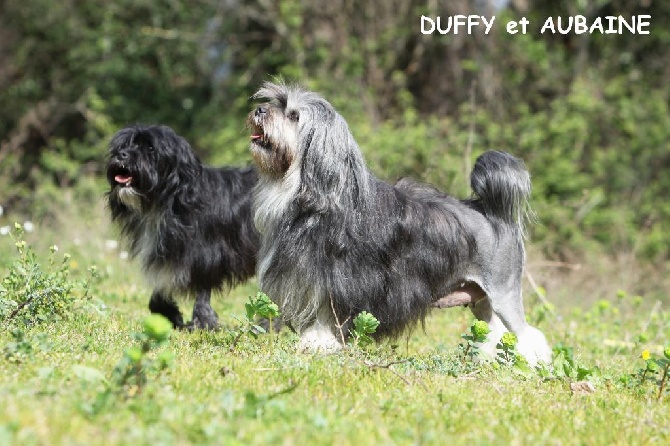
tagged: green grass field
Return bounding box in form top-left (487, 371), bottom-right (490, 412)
top-left (1, 205), bottom-right (668, 445)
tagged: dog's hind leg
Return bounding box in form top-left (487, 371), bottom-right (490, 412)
top-left (149, 290), bottom-right (185, 329)
top-left (188, 289), bottom-right (219, 331)
top-left (487, 290), bottom-right (552, 366)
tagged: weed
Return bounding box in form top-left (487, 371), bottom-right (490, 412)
top-left (0, 223), bottom-right (99, 326)
top-left (230, 292), bottom-right (281, 350)
top-left (245, 292), bottom-right (280, 334)
top-left (79, 314), bottom-right (174, 417)
top-left (537, 344), bottom-right (600, 383)
top-left (350, 311), bottom-right (380, 349)
top-left (636, 347), bottom-right (670, 401)
top-left (111, 314), bottom-right (174, 393)
top-left (458, 319), bottom-right (490, 362)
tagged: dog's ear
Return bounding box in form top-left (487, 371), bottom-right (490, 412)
top-left (296, 108), bottom-right (368, 212)
top-left (158, 130), bottom-right (203, 211)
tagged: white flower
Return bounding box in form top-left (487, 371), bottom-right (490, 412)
top-left (23, 221), bottom-right (34, 232)
top-left (0, 226), bottom-right (9, 236)
top-left (119, 251), bottom-right (129, 260)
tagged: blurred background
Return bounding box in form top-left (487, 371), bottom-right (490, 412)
top-left (0, 0), bottom-right (668, 306)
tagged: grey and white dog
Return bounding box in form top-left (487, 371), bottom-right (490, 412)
top-left (247, 82), bottom-right (551, 365)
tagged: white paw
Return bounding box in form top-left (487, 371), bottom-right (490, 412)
top-left (516, 325), bottom-right (552, 366)
top-left (298, 323), bottom-right (342, 353)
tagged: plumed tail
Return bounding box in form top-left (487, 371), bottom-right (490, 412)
top-left (470, 150), bottom-right (535, 237)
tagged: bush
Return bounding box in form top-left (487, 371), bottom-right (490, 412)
top-left (0, 224), bottom-right (98, 326)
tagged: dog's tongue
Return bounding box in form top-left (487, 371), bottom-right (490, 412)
top-left (250, 133), bottom-right (262, 140)
top-left (115, 175), bottom-right (132, 185)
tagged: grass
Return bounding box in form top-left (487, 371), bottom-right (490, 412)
top-left (1, 204), bottom-right (669, 445)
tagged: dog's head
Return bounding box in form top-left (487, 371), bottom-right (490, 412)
top-left (247, 82), bottom-right (369, 210)
top-left (107, 125), bottom-right (201, 213)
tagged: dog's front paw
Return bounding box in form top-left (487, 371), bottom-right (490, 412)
top-left (186, 304), bottom-right (219, 331)
top-left (298, 324), bottom-right (342, 353)
top-left (184, 318), bottom-right (220, 332)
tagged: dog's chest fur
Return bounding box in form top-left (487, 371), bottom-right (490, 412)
top-left (253, 167), bottom-right (301, 234)
top-left (129, 214), bottom-right (189, 294)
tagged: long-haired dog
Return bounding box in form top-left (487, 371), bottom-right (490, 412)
top-left (106, 125), bottom-right (258, 330)
top-left (247, 82), bottom-right (551, 365)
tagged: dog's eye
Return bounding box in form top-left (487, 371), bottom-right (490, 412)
top-left (288, 110), bottom-right (299, 122)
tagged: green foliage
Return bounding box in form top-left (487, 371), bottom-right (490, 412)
top-left (635, 348), bottom-right (670, 401)
top-left (496, 332), bottom-right (519, 365)
top-left (537, 344), bottom-right (600, 383)
top-left (458, 319), bottom-right (491, 362)
top-left (350, 311), bottom-right (380, 349)
top-left (245, 292), bottom-right (280, 324)
top-left (229, 292), bottom-right (282, 350)
top-left (79, 315), bottom-right (174, 417)
top-left (244, 292), bottom-right (280, 336)
top-left (0, 224), bottom-right (98, 326)
top-left (2, 0), bottom-right (670, 266)
top-left (3, 329), bottom-right (51, 364)
top-left (111, 315), bottom-right (174, 391)
top-left (0, 265), bottom-right (668, 443)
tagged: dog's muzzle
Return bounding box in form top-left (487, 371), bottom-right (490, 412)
top-left (249, 108), bottom-right (273, 151)
top-left (107, 160), bottom-right (134, 188)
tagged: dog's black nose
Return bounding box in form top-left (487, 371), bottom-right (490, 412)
top-left (255, 106), bottom-right (267, 117)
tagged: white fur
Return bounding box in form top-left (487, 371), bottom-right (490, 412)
top-left (253, 165), bottom-right (300, 234)
top-left (298, 318), bottom-right (342, 353)
top-left (117, 187), bottom-right (143, 212)
top-left (480, 316), bottom-right (552, 366)
top-left (515, 325), bottom-right (552, 366)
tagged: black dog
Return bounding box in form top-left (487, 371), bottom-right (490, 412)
top-left (106, 125), bottom-right (258, 330)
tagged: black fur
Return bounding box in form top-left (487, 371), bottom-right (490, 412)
top-left (106, 124), bottom-right (258, 329)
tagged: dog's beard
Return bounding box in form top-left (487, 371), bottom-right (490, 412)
top-left (114, 186), bottom-right (144, 212)
top-left (107, 161), bottom-right (148, 213)
top-left (247, 110), bottom-right (299, 178)
top-left (247, 108), bottom-right (303, 233)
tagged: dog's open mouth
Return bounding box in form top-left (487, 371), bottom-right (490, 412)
top-left (250, 124), bottom-right (273, 151)
top-left (108, 166), bottom-right (133, 187)
top-left (115, 174), bottom-right (132, 186)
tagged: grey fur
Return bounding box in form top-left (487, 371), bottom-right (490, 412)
top-left (247, 82), bottom-right (551, 364)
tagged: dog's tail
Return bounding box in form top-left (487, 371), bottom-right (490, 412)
top-left (470, 150), bottom-right (534, 237)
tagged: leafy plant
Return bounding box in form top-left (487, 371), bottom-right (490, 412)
top-left (637, 347), bottom-right (670, 401)
top-left (111, 314), bottom-right (174, 393)
top-left (496, 332), bottom-right (519, 366)
top-left (230, 292), bottom-right (281, 350)
top-left (0, 223), bottom-right (98, 326)
top-left (458, 319), bottom-right (490, 362)
top-left (350, 311), bottom-right (380, 349)
top-left (537, 344), bottom-right (599, 383)
top-left (245, 292), bottom-right (280, 336)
